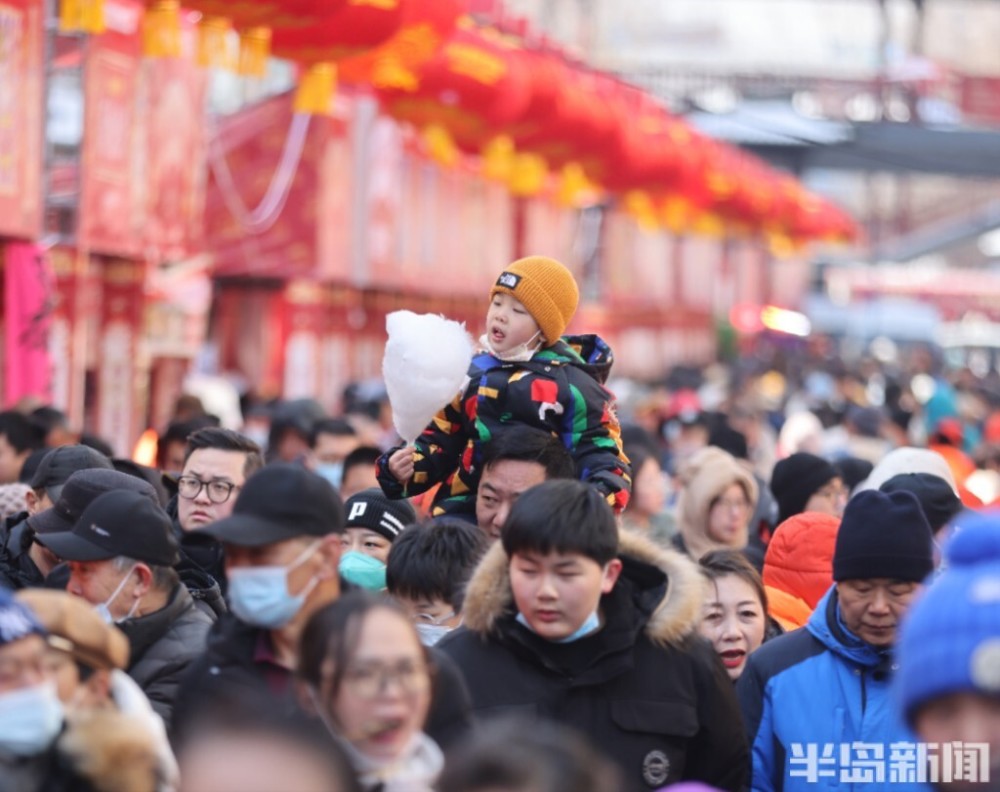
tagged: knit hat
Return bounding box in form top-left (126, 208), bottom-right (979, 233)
top-left (0, 483), bottom-right (30, 522)
top-left (858, 446), bottom-right (958, 493)
top-left (490, 256), bottom-right (579, 346)
top-left (832, 489), bottom-right (934, 583)
top-left (896, 511), bottom-right (1000, 724)
top-left (0, 588), bottom-right (45, 647)
top-left (344, 487), bottom-right (417, 542)
top-left (879, 473), bottom-right (963, 534)
top-left (770, 452), bottom-right (839, 524)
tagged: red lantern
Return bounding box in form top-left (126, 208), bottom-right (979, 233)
top-left (271, 0), bottom-right (407, 64)
top-left (338, 0), bottom-right (463, 89)
top-left (183, 1), bottom-right (348, 29)
top-left (377, 27), bottom-right (532, 153)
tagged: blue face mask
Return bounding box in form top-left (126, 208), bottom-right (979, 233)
top-left (0, 682), bottom-right (64, 756)
top-left (315, 463), bottom-right (343, 489)
top-left (339, 551), bottom-right (387, 591)
top-left (227, 542), bottom-right (322, 629)
top-left (516, 609), bottom-right (601, 643)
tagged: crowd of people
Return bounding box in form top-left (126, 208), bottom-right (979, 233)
top-left (0, 255), bottom-right (997, 791)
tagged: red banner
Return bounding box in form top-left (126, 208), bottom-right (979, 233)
top-left (2, 242), bottom-right (52, 406)
top-left (95, 257), bottom-right (146, 456)
top-left (140, 55), bottom-right (208, 261)
top-left (0, 0), bottom-right (43, 239)
top-left (78, 20), bottom-right (142, 255)
top-left (957, 75), bottom-right (1000, 125)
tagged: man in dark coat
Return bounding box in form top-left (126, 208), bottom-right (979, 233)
top-left (171, 464), bottom-right (472, 750)
top-left (36, 489), bottom-right (212, 721)
top-left (439, 479), bottom-right (748, 791)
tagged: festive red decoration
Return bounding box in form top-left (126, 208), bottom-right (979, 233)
top-left (270, 0), bottom-right (407, 64)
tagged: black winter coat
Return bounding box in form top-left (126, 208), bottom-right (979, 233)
top-left (118, 583), bottom-right (213, 723)
top-left (171, 605), bottom-right (474, 751)
top-left (439, 530), bottom-right (749, 792)
top-left (0, 514), bottom-right (45, 590)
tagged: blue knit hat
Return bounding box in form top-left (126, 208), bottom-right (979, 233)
top-left (0, 588), bottom-right (45, 647)
top-left (896, 511), bottom-right (1000, 724)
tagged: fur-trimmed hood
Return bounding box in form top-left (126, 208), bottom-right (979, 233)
top-left (461, 527), bottom-right (706, 647)
top-left (58, 710), bottom-right (163, 792)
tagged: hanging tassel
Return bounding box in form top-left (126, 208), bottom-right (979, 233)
top-left (508, 153), bottom-right (547, 197)
top-left (624, 191), bottom-right (658, 231)
top-left (294, 63), bottom-right (336, 115)
top-left (197, 16), bottom-right (234, 70)
top-left (661, 196), bottom-right (691, 234)
top-left (423, 124), bottom-right (459, 168)
top-left (556, 162), bottom-right (595, 207)
top-left (143, 1), bottom-right (182, 59)
top-left (60, 0), bottom-right (105, 33)
top-left (481, 136), bottom-right (514, 182)
top-left (239, 27), bottom-right (271, 78)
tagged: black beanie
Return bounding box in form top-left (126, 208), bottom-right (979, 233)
top-left (879, 472), bottom-right (963, 534)
top-left (833, 489), bottom-right (934, 582)
top-left (344, 488), bottom-right (417, 542)
top-left (770, 452), bottom-right (838, 524)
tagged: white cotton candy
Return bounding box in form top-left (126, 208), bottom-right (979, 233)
top-left (383, 311), bottom-right (473, 444)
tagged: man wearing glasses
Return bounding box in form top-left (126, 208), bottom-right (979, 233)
top-left (173, 428), bottom-right (263, 611)
top-left (176, 428), bottom-right (263, 535)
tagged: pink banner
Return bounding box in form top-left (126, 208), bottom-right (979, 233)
top-left (3, 242), bottom-right (53, 406)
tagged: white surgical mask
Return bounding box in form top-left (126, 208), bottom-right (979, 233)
top-left (227, 542), bottom-right (322, 629)
top-left (479, 331), bottom-right (543, 363)
top-left (95, 565), bottom-right (140, 625)
top-left (0, 682), bottom-right (63, 755)
top-left (415, 623), bottom-right (452, 647)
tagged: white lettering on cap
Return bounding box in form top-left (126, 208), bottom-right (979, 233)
top-left (348, 502), bottom-right (368, 523)
top-left (88, 523), bottom-right (111, 538)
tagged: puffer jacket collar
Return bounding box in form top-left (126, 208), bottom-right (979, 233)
top-left (462, 528), bottom-right (706, 651)
top-left (118, 583), bottom-right (196, 662)
top-left (470, 334), bottom-right (616, 386)
top-left (806, 586), bottom-right (890, 670)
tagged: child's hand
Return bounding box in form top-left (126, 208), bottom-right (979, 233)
top-left (388, 446), bottom-right (415, 485)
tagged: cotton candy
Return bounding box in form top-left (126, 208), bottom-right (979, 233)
top-left (383, 311), bottom-right (473, 443)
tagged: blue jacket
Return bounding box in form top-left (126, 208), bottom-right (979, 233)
top-left (737, 587), bottom-right (929, 792)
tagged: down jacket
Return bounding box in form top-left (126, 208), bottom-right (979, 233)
top-left (736, 587), bottom-right (928, 792)
top-left (118, 583), bottom-right (213, 723)
top-left (438, 529), bottom-right (748, 792)
top-left (377, 335), bottom-right (631, 516)
top-left (761, 512), bottom-right (839, 631)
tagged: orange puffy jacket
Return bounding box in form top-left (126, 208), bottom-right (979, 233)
top-left (762, 511), bottom-right (840, 630)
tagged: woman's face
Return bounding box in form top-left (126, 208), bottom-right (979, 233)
top-left (328, 608), bottom-right (431, 763)
top-left (699, 573), bottom-right (766, 680)
top-left (707, 483), bottom-right (751, 547)
top-left (632, 457), bottom-right (666, 519)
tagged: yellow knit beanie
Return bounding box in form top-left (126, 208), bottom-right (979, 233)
top-left (489, 256), bottom-right (580, 346)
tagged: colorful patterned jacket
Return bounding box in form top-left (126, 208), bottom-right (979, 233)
top-left (376, 334), bottom-right (631, 516)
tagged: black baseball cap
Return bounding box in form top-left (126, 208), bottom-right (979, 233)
top-left (29, 468), bottom-right (159, 536)
top-left (29, 445), bottom-right (113, 503)
top-left (201, 463), bottom-right (344, 547)
top-left (37, 489), bottom-right (179, 566)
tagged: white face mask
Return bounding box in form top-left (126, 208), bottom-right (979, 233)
top-left (415, 623), bottom-right (452, 647)
top-left (479, 331), bottom-right (543, 363)
top-left (0, 682), bottom-right (63, 756)
top-left (95, 565), bottom-right (140, 625)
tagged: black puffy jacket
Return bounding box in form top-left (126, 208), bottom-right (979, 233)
top-left (439, 530), bottom-right (748, 792)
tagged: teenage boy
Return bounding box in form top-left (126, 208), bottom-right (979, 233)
top-left (439, 479), bottom-right (747, 791)
top-left (386, 516), bottom-right (489, 645)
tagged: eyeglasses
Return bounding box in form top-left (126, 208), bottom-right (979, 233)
top-left (177, 475), bottom-right (240, 504)
top-left (342, 660), bottom-right (430, 699)
top-left (712, 497), bottom-right (750, 513)
top-left (415, 610), bottom-right (456, 626)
